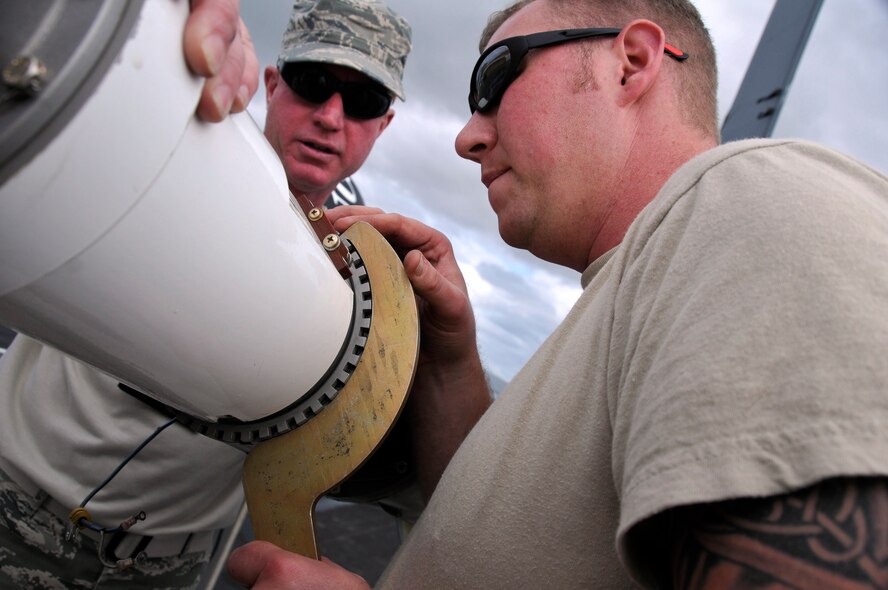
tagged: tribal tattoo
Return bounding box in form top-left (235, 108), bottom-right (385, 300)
top-left (663, 477), bottom-right (888, 589)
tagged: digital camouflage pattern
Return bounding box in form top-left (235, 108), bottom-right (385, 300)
top-left (278, 0), bottom-right (412, 99)
top-left (0, 470), bottom-right (211, 590)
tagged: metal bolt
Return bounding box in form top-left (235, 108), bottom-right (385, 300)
top-left (3, 55), bottom-right (48, 95)
top-left (323, 234), bottom-right (341, 251)
top-left (308, 207), bottom-right (324, 221)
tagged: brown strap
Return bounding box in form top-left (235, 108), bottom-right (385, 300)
top-left (291, 192), bottom-right (351, 279)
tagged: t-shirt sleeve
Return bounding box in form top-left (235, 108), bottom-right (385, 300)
top-left (610, 141), bottom-right (888, 582)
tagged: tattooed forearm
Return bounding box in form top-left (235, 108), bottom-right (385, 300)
top-left (670, 477), bottom-right (888, 589)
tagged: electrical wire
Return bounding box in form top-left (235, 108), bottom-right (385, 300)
top-left (63, 416), bottom-right (181, 569)
top-left (78, 416), bottom-right (178, 508)
top-left (67, 416), bottom-right (178, 538)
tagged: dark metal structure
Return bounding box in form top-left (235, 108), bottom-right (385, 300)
top-left (721, 0), bottom-right (825, 142)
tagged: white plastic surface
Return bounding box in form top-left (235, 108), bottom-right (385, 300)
top-left (0, 0), bottom-right (354, 421)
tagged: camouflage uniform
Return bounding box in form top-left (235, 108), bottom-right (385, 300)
top-left (0, 470), bottom-right (213, 590)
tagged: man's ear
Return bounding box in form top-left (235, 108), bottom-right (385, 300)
top-left (614, 19), bottom-right (666, 106)
top-left (264, 65), bottom-right (280, 106)
top-left (375, 109), bottom-right (395, 137)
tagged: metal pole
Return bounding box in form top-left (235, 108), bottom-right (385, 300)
top-left (721, 0), bottom-right (825, 142)
top-left (201, 502), bottom-right (248, 590)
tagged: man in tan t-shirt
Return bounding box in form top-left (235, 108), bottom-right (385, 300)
top-left (228, 0), bottom-right (888, 588)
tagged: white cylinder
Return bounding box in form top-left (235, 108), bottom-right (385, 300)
top-left (0, 0), bottom-right (355, 422)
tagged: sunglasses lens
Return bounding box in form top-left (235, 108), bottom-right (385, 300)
top-left (342, 85), bottom-right (392, 120)
top-left (283, 64), bottom-right (391, 120)
top-left (285, 66), bottom-right (335, 103)
top-left (471, 45), bottom-right (513, 113)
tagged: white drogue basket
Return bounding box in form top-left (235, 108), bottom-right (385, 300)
top-left (0, 0), bottom-right (357, 439)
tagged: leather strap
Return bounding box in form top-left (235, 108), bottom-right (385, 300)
top-left (291, 192), bottom-right (352, 279)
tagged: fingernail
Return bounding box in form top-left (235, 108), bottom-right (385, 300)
top-left (235, 85), bottom-right (250, 110)
top-left (203, 35), bottom-right (225, 75)
top-left (212, 85), bottom-right (233, 116)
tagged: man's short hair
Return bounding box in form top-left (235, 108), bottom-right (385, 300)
top-left (277, 0), bottom-right (412, 100)
top-left (479, 0), bottom-right (719, 139)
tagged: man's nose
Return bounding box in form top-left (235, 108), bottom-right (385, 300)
top-left (455, 112), bottom-right (494, 163)
top-left (314, 92), bottom-right (346, 129)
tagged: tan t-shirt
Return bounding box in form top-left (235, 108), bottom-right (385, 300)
top-left (377, 139), bottom-right (888, 589)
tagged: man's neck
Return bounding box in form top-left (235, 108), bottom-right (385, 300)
top-left (584, 130), bottom-right (718, 268)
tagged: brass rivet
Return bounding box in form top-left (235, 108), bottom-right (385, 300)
top-left (323, 234), bottom-right (341, 251)
top-left (308, 208), bottom-right (323, 221)
top-left (68, 506), bottom-right (92, 528)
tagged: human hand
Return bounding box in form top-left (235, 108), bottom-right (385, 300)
top-left (227, 541), bottom-right (370, 590)
top-left (326, 206), bottom-right (476, 366)
top-left (183, 0), bottom-right (259, 121)
top-left (326, 207), bottom-right (491, 497)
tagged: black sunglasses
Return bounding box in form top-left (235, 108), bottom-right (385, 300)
top-left (469, 27), bottom-right (689, 114)
top-left (281, 63), bottom-right (393, 120)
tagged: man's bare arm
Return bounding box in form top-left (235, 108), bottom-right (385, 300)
top-left (657, 477), bottom-right (888, 589)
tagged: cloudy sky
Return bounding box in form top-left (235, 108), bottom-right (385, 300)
top-left (241, 0), bottom-right (888, 384)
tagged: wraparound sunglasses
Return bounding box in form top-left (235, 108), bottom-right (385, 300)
top-left (469, 27), bottom-right (689, 114)
top-left (281, 63), bottom-right (393, 120)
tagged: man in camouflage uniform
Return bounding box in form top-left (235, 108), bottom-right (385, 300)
top-left (0, 1), bottom-right (411, 588)
top-left (264, 0), bottom-right (411, 208)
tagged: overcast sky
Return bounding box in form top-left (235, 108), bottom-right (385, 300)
top-left (241, 0), bottom-right (888, 384)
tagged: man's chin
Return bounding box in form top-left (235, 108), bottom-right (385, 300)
top-left (496, 217), bottom-right (532, 251)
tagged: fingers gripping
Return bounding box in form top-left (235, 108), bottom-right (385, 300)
top-left (185, 0), bottom-right (259, 121)
top-left (404, 249), bottom-right (469, 323)
top-left (184, 0), bottom-right (239, 76)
